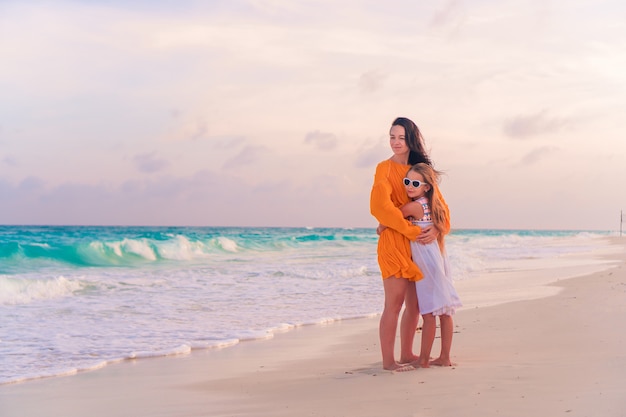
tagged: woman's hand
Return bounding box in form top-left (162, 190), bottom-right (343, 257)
top-left (416, 225), bottom-right (439, 244)
top-left (376, 223), bottom-right (388, 235)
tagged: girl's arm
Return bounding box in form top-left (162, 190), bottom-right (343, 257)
top-left (403, 200), bottom-right (440, 244)
top-left (416, 184), bottom-right (449, 244)
top-left (399, 200), bottom-right (424, 220)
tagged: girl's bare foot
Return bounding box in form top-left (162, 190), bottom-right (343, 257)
top-left (430, 357), bottom-right (456, 367)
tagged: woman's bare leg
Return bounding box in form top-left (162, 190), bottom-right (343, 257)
top-left (400, 280), bottom-right (420, 363)
top-left (380, 277), bottom-right (410, 370)
top-left (418, 313), bottom-right (436, 368)
top-left (431, 314), bottom-right (455, 366)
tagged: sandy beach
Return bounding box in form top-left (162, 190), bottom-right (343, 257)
top-left (1, 238), bottom-right (625, 417)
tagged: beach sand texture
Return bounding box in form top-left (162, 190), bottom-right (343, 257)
top-left (1, 239), bottom-right (625, 417)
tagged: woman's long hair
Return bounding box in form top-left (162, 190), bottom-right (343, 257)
top-left (391, 117), bottom-right (432, 166)
top-left (406, 163), bottom-right (447, 246)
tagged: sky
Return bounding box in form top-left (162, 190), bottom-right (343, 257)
top-left (1, 0), bottom-right (626, 230)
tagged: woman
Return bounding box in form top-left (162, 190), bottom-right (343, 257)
top-left (370, 117), bottom-right (450, 371)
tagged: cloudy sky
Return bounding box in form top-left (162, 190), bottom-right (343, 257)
top-left (1, 0), bottom-right (625, 230)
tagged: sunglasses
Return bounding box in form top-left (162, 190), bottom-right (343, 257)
top-left (403, 178), bottom-right (428, 188)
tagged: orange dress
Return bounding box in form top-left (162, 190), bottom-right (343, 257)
top-left (370, 159), bottom-right (451, 281)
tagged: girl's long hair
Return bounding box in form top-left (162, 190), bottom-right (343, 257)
top-left (407, 163), bottom-right (447, 247)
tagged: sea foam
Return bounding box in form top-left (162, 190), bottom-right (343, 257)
top-left (0, 275), bottom-right (82, 305)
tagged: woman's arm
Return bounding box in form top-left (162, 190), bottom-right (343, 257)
top-left (377, 199), bottom-right (422, 235)
top-left (415, 226), bottom-right (439, 244)
top-left (369, 163), bottom-right (421, 241)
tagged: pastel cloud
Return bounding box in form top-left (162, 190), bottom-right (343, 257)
top-left (358, 70), bottom-right (387, 94)
top-left (519, 146), bottom-right (560, 166)
top-left (304, 130), bottom-right (338, 151)
top-left (133, 152), bottom-right (169, 173)
top-left (503, 111), bottom-right (571, 139)
top-left (222, 145), bottom-right (271, 170)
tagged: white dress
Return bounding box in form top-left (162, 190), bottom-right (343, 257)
top-left (410, 197), bottom-right (462, 316)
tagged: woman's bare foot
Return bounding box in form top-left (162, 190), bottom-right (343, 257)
top-left (399, 354), bottom-right (419, 365)
top-left (409, 358), bottom-right (430, 368)
top-left (384, 362), bottom-right (417, 372)
top-left (430, 357), bottom-right (456, 367)
top-left (402, 356), bottom-right (428, 369)
top-left (393, 364), bottom-right (416, 373)
top-left (418, 360), bottom-right (431, 368)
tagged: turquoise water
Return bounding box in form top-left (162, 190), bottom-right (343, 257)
top-left (0, 225), bottom-right (615, 384)
top-left (0, 226), bottom-right (378, 271)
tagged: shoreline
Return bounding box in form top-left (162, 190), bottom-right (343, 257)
top-left (1, 238), bottom-right (625, 416)
top-left (2, 243), bottom-right (615, 388)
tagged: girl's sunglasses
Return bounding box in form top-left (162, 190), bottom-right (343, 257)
top-left (403, 178), bottom-right (428, 188)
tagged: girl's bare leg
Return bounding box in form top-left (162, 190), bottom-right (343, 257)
top-left (431, 314), bottom-right (455, 366)
top-left (380, 277), bottom-right (412, 370)
top-left (400, 280), bottom-right (420, 363)
top-left (418, 313), bottom-right (436, 368)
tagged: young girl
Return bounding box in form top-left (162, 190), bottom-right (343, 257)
top-left (400, 163), bottom-right (462, 368)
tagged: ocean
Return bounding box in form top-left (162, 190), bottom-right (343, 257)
top-left (0, 225), bottom-right (617, 385)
